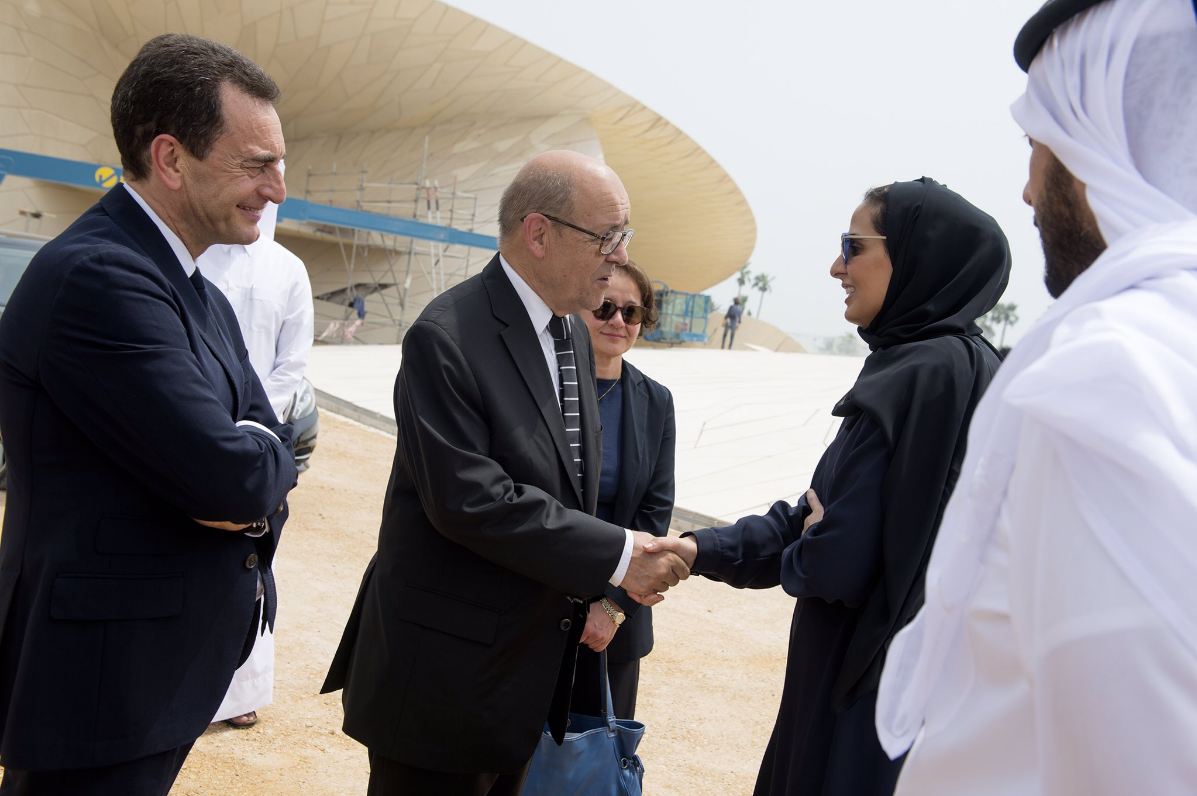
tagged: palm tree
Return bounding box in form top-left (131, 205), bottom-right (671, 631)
top-left (752, 272), bottom-right (775, 317)
top-left (735, 263), bottom-right (752, 302)
top-left (987, 301), bottom-right (1020, 347)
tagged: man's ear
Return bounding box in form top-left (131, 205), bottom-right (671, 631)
top-left (524, 213), bottom-right (550, 259)
top-left (148, 134), bottom-right (186, 191)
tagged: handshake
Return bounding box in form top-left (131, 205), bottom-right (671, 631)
top-left (621, 531), bottom-right (699, 606)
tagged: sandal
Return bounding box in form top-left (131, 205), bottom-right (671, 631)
top-left (224, 711), bottom-right (258, 729)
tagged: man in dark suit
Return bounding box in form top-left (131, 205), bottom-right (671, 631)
top-left (323, 150), bottom-right (690, 795)
top-left (0, 34), bottom-right (297, 795)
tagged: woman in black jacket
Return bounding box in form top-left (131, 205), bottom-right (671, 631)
top-left (665, 178), bottom-right (1011, 795)
top-left (570, 260), bottom-right (676, 720)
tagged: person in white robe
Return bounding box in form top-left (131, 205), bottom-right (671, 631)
top-left (875, 0), bottom-right (1197, 793)
top-left (198, 191), bottom-right (313, 728)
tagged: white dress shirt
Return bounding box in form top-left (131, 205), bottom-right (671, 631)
top-left (123, 183), bottom-right (196, 276)
top-left (499, 254), bottom-right (562, 402)
top-left (199, 221), bottom-right (313, 417)
top-left (498, 255), bottom-right (633, 587)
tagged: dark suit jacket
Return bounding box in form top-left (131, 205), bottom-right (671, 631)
top-left (322, 255), bottom-right (629, 774)
top-left (602, 360), bottom-right (675, 663)
top-left (0, 186), bottom-right (296, 771)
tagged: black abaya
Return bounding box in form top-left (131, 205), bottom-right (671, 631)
top-left (687, 178), bottom-right (1012, 796)
top-left (692, 414), bottom-right (900, 796)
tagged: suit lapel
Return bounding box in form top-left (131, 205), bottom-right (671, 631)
top-left (485, 258), bottom-right (584, 506)
top-left (612, 363), bottom-right (647, 523)
top-left (194, 278), bottom-right (247, 414)
top-left (100, 187), bottom-right (245, 413)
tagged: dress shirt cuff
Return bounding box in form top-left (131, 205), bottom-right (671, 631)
top-left (608, 529), bottom-right (634, 587)
top-left (236, 419), bottom-right (281, 443)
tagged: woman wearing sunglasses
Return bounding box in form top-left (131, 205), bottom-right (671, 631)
top-left (569, 260), bottom-right (676, 722)
top-left (661, 177), bottom-right (1011, 795)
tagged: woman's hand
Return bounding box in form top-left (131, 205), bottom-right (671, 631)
top-left (579, 600), bottom-right (618, 652)
top-left (802, 488), bottom-right (825, 533)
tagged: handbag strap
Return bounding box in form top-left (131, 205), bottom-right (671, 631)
top-left (599, 649), bottom-right (618, 736)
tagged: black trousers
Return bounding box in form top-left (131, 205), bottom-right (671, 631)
top-left (0, 742), bottom-right (194, 796)
top-left (367, 752), bottom-right (530, 796)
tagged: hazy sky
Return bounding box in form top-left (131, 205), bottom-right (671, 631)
top-left (447, 0), bottom-right (1049, 345)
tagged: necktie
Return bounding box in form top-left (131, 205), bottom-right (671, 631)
top-left (547, 315), bottom-right (584, 481)
top-left (190, 268), bottom-right (210, 308)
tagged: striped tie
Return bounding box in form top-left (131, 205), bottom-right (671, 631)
top-left (548, 315), bottom-right (584, 481)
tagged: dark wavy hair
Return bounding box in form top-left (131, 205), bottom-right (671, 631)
top-left (111, 34), bottom-right (279, 180)
top-left (616, 260), bottom-right (659, 329)
top-left (863, 183), bottom-right (892, 239)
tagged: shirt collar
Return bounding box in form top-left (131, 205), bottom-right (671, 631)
top-left (122, 183), bottom-right (197, 277)
top-left (499, 253), bottom-right (556, 335)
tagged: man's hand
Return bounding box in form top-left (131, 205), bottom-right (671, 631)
top-left (620, 530), bottom-right (690, 600)
top-left (193, 518), bottom-right (253, 532)
top-left (579, 601), bottom-right (618, 652)
top-left (628, 535), bottom-right (700, 605)
top-left (644, 535), bottom-right (697, 569)
top-left (802, 488), bottom-right (824, 533)
top-left (627, 531), bottom-right (699, 605)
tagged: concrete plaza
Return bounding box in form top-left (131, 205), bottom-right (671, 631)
top-left (307, 344), bottom-right (865, 524)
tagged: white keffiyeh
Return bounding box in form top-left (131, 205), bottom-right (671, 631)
top-left (876, 0), bottom-right (1197, 757)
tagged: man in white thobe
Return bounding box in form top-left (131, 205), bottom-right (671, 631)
top-left (875, 0), bottom-right (1197, 793)
top-left (198, 197), bottom-right (313, 727)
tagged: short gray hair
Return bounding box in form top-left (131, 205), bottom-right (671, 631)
top-left (497, 165), bottom-right (575, 240)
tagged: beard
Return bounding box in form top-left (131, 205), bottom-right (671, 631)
top-left (1036, 153), bottom-right (1108, 298)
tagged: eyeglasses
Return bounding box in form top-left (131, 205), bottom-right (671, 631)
top-left (593, 298), bottom-right (647, 326)
top-left (525, 212), bottom-right (635, 256)
top-left (840, 233), bottom-right (887, 264)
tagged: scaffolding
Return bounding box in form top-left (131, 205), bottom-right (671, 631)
top-left (643, 281), bottom-right (712, 345)
top-left (304, 140), bottom-right (481, 344)
top-left (0, 145), bottom-right (493, 345)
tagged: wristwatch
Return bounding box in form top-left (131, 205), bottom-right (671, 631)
top-left (599, 597), bottom-right (625, 626)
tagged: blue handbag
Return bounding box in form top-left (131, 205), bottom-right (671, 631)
top-left (522, 650), bottom-right (645, 796)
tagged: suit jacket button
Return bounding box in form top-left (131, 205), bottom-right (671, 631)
top-left (244, 553), bottom-right (259, 570)
top-left (559, 618), bottom-right (572, 631)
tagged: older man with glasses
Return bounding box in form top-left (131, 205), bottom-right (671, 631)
top-left (323, 149), bottom-right (692, 796)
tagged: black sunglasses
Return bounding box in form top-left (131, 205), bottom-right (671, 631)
top-left (593, 299), bottom-right (647, 325)
top-left (840, 233), bottom-right (887, 264)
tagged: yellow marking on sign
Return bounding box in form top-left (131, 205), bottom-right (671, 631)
top-left (94, 166), bottom-right (118, 188)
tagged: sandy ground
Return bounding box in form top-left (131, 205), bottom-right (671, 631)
top-left (5, 412), bottom-right (795, 795)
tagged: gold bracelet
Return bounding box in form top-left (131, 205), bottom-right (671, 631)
top-left (599, 597), bottom-right (625, 626)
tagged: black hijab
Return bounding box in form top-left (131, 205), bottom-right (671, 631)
top-left (830, 177), bottom-right (1011, 709)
